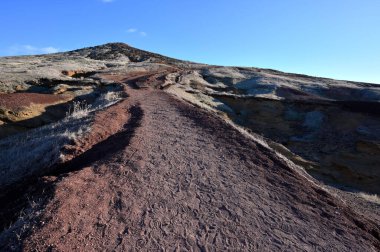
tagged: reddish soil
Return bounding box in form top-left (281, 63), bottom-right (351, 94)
top-left (61, 97), bottom-right (132, 163)
top-left (2, 81), bottom-right (380, 251)
top-left (0, 93), bottom-right (67, 110)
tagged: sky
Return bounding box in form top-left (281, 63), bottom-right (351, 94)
top-left (1, 0), bottom-right (379, 84)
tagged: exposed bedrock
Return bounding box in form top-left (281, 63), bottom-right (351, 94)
top-left (217, 96), bottom-right (380, 194)
top-left (169, 66), bottom-right (380, 194)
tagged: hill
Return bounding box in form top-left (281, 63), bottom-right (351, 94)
top-left (0, 43), bottom-right (379, 251)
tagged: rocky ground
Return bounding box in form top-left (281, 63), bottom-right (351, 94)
top-left (0, 43), bottom-right (379, 251)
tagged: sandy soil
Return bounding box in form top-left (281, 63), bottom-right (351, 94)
top-left (0, 93), bottom-right (67, 110)
top-left (4, 82), bottom-right (376, 251)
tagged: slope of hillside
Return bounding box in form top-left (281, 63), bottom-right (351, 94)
top-left (0, 43), bottom-right (379, 251)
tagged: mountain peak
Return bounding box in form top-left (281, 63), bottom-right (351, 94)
top-left (66, 42), bottom-right (179, 63)
top-left (91, 42), bottom-right (132, 50)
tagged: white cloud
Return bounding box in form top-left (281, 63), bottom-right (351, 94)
top-left (41, 46), bottom-right (60, 54)
top-left (8, 45), bottom-right (60, 55)
top-left (139, 31), bottom-right (147, 37)
top-left (126, 28), bottom-right (147, 37)
top-left (127, 28), bottom-right (137, 33)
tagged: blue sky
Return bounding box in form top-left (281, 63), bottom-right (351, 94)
top-left (1, 0), bottom-right (379, 84)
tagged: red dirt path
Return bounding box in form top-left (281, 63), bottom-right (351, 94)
top-left (8, 84), bottom-right (380, 251)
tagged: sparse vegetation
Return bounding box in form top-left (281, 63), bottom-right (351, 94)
top-left (358, 192), bottom-right (380, 204)
top-left (0, 91), bottom-right (123, 190)
top-left (0, 112), bottom-right (91, 189)
top-left (102, 91), bottom-right (121, 102)
top-left (66, 101), bottom-right (92, 119)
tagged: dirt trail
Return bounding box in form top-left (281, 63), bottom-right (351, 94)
top-left (11, 85), bottom-right (380, 251)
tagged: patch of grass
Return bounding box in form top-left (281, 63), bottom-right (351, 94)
top-left (66, 101), bottom-right (92, 119)
top-left (102, 91), bottom-right (121, 102)
top-left (92, 91), bottom-right (122, 108)
top-left (358, 192), bottom-right (380, 204)
top-left (0, 113), bottom-right (92, 189)
top-left (0, 91), bottom-right (123, 190)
